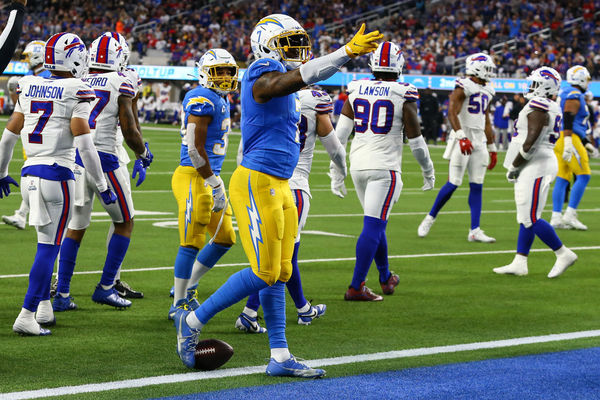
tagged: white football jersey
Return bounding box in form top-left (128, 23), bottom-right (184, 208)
top-left (347, 79), bottom-right (419, 172)
top-left (455, 77), bottom-right (495, 138)
top-left (503, 96), bottom-right (561, 169)
top-left (289, 88), bottom-right (333, 195)
top-left (84, 71), bottom-right (135, 156)
top-left (122, 68), bottom-right (142, 96)
top-left (116, 68), bottom-right (142, 165)
top-left (16, 75), bottom-right (95, 169)
top-left (158, 84), bottom-right (171, 102)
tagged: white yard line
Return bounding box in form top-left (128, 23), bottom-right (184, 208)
top-left (1, 246), bottom-right (598, 279)
top-left (3, 329), bottom-right (600, 400)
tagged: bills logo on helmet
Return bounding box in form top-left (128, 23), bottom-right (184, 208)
top-left (540, 69), bottom-right (559, 83)
top-left (471, 55), bottom-right (488, 62)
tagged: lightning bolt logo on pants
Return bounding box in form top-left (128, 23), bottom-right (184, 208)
top-left (184, 181), bottom-right (193, 240)
top-left (246, 176), bottom-right (263, 266)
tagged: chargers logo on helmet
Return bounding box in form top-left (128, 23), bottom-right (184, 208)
top-left (566, 65), bottom-right (591, 90)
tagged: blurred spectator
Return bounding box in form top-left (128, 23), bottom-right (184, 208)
top-left (492, 96), bottom-right (510, 150)
top-left (419, 88), bottom-right (441, 145)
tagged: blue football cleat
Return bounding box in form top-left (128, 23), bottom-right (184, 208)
top-left (186, 287), bottom-right (201, 311)
top-left (174, 308), bottom-right (201, 368)
top-left (168, 299), bottom-right (188, 321)
top-left (235, 311), bottom-right (267, 333)
top-left (92, 285), bottom-right (131, 309)
top-left (297, 302), bottom-right (326, 325)
top-left (53, 295), bottom-right (77, 312)
top-left (266, 355), bottom-right (325, 378)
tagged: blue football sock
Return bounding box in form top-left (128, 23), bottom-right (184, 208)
top-left (100, 233), bottom-right (130, 287)
top-left (429, 182), bottom-right (458, 218)
top-left (196, 242), bottom-right (230, 268)
top-left (260, 281), bottom-right (287, 349)
top-left (23, 244), bottom-right (60, 311)
top-left (285, 241), bottom-right (307, 309)
top-left (374, 230), bottom-right (391, 283)
top-left (532, 219), bottom-right (562, 251)
top-left (194, 267), bottom-right (268, 324)
top-left (350, 216), bottom-right (387, 290)
top-left (568, 174), bottom-right (590, 209)
top-left (245, 292), bottom-right (261, 312)
top-left (516, 224), bottom-right (535, 255)
top-left (468, 183), bottom-right (483, 229)
top-left (174, 246), bottom-right (198, 280)
top-left (552, 177), bottom-right (569, 212)
top-left (57, 237), bottom-right (80, 294)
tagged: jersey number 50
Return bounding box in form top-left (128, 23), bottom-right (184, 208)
top-left (353, 98), bottom-right (394, 135)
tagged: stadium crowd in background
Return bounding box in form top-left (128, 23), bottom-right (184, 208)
top-left (6, 0), bottom-right (600, 78)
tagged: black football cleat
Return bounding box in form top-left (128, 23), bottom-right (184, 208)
top-left (114, 279), bottom-right (144, 299)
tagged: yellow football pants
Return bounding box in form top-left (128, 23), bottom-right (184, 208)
top-left (229, 165), bottom-right (297, 285)
top-left (171, 166), bottom-right (236, 249)
top-left (554, 132), bottom-right (591, 180)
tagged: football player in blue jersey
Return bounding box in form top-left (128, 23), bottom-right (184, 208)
top-left (2, 40), bottom-right (53, 230)
top-left (550, 66), bottom-right (596, 230)
top-left (168, 49), bottom-right (238, 320)
top-left (173, 14), bottom-right (382, 376)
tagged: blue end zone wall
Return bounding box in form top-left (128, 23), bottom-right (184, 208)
top-left (155, 347), bottom-right (600, 400)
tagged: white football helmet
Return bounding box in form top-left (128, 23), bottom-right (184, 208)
top-left (369, 41), bottom-right (404, 75)
top-left (44, 32), bottom-right (87, 78)
top-left (101, 32), bottom-right (130, 71)
top-left (250, 14), bottom-right (311, 70)
top-left (89, 35), bottom-right (123, 72)
top-left (465, 52), bottom-right (496, 81)
top-left (197, 49), bottom-right (239, 94)
top-left (566, 65), bottom-right (591, 90)
top-left (22, 40), bottom-right (45, 68)
top-left (525, 67), bottom-right (561, 100)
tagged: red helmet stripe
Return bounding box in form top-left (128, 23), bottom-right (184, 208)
top-left (380, 42), bottom-right (391, 67)
top-left (45, 32), bottom-right (66, 65)
top-left (96, 36), bottom-right (111, 63)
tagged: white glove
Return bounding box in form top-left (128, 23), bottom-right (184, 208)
top-left (562, 136), bottom-right (575, 162)
top-left (329, 162), bottom-right (347, 198)
top-left (584, 142), bottom-right (600, 158)
top-left (506, 166), bottom-right (520, 183)
top-left (422, 169), bottom-right (435, 191)
top-left (205, 174), bottom-right (226, 212)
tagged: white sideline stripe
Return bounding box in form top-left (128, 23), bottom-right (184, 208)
top-left (3, 330), bottom-right (600, 400)
top-left (1, 246), bottom-right (599, 279)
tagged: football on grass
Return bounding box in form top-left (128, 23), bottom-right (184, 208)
top-left (194, 339), bottom-right (234, 370)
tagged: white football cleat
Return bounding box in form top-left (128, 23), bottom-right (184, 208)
top-left (417, 214), bottom-right (435, 237)
top-left (493, 260), bottom-right (528, 276)
top-left (2, 211), bottom-right (26, 230)
top-left (35, 299), bottom-right (56, 326)
top-left (468, 227), bottom-right (496, 243)
top-left (562, 209), bottom-right (587, 231)
top-left (13, 315), bottom-right (51, 336)
top-left (550, 212), bottom-right (567, 229)
top-left (548, 247), bottom-right (578, 278)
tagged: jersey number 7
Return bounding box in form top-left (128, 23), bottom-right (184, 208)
top-left (28, 101), bottom-right (53, 144)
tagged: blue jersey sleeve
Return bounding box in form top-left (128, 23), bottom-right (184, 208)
top-left (185, 95), bottom-right (216, 117)
top-left (247, 58), bottom-right (285, 81)
top-left (564, 90), bottom-right (582, 101)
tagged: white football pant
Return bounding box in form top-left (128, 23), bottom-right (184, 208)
top-left (351, 169), bottom-right (402, 221)
top-left (514, 156), bottom-right (557, 228)
top-left (21, 176), bottom-right (73, 245)
top-left (291, 188), bottom-right (310, 243)
top-left (448, 139), bottom-right (489, 186)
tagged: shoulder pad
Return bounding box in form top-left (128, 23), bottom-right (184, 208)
top-left (247, 58), bottom-right (285, 80)
top-left (186, 93), bottom-right (216, 116)
top-left (565, 90), bottom-right (582, 100)
top-left (393, 82), bottom-right (419, 101)
top-left (347, 80), bottom-right (360, 94)
top-left (528, 97), bottom-right (551, 112)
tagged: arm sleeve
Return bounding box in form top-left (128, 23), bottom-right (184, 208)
top-left (0, 128), bottom-right (19, 177)
top-left (408, 135), bottom-right (434, 174)
top-left (299, 47), bottom-right (350, 85)
top-left (72, 101), bottom-right (92, 120)
top-left (0, 2), bottom-right (25, 74)
top-left (74, 134), bottom-right (108, 192)
top-left (335, 113), bottom-right (354, 147)
top-left (319, 129), bottom-right (346, 171)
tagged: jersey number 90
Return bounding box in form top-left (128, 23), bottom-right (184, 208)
top-left (353, 98), bottom-right (394, 135)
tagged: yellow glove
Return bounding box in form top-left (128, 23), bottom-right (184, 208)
top-left (344, 23), bottom-right (383, 58)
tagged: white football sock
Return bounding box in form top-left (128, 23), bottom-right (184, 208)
top-left (186, 311), bottom-right (204, 329)
top-left (271, 347), bottom-right (291, 362)
top-left (243, 307), bottom-right (258, 318)
top-left (297, 303), bottom-right (310, 313)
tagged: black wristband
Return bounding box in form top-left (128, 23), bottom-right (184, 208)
top-left (563, 112), bottom-right (575, 130)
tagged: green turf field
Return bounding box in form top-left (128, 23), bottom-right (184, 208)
top-left (1, 119), bottom-right (599, 399)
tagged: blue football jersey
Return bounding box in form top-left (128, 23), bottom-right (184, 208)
top-left (240, 58), bottom-right (301, 179)
top-left (559, 84), bottom-right (589, 139)
top-left (180, 86), bottom-right (230, 175)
